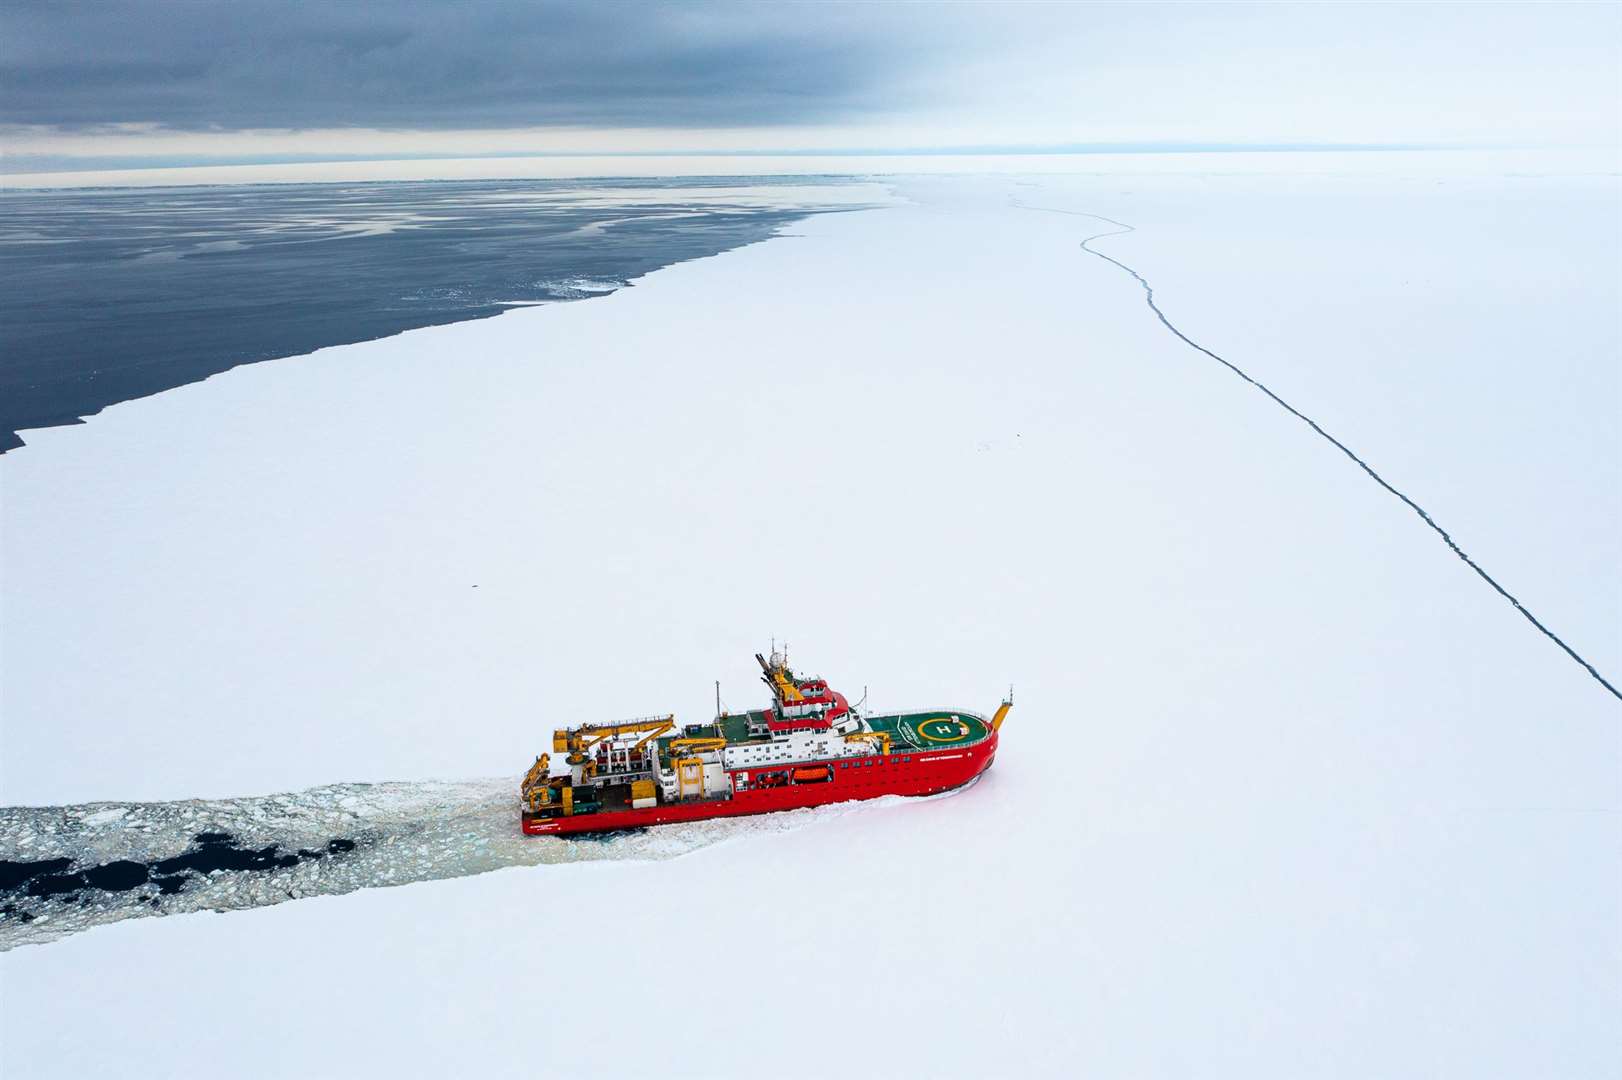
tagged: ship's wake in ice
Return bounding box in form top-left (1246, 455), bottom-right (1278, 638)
top-left (0, 779), bottom-right (893, 950)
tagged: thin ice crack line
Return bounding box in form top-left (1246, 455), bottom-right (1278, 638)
top-left (1016, 200), bottom-right (1619, 703)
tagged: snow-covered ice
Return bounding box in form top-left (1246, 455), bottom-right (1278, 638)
top-left (1, 166), bottom-right (1617, 1077)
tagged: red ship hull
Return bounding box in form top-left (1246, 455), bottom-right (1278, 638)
top-left (523, 729), bottom-right (997, 836)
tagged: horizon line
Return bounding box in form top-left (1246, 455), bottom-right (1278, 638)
top-left (1, 141), bottom-right (1446, 177)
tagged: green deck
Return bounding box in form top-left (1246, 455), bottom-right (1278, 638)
top-left (718, 712), bottom-right (755, 743)
top-left (868, 710), bottom-right (991, 750)
top-left (656, 708), bottom-right (990, 768)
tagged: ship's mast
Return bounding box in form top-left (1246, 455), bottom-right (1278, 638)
top-left (756, 650), bottom-right (804, 705)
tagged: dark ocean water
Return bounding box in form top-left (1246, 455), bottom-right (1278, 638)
top-left (0, 177), bottom-right (858, 452)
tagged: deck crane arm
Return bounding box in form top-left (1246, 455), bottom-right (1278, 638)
top-left (521, 754), bottom-right (551, 790)
top-left (665, 737), bottom-right (727, 755)
top-left (554, 715), bottom-right (676, 754)
top-left (632, 718), bottom-right (676, 750)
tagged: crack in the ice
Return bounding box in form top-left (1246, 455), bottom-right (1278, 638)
top-left (1017, 200), bottom-right (1619, 703)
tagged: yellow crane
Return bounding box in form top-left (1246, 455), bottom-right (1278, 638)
top-left (521, 753), bottom-right (551, 791)
top-left (553, 715), bottom-right (675, 754)
top-left (663, 736), bottom-right (729, 801)
top-left (666, 737), bottom-right (727, 755)
top-left (843, 731), bottom-right (892, 756)
top-left (520, 754), bottom-right (554, 813)
top-left (520, 753), bottom-right (570, 814)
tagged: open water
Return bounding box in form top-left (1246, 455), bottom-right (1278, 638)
top-left (0, 176), bottom-right (866, 451)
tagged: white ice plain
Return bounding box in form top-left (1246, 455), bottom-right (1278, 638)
top-left (1, 168), bottom-right (1618, 1077)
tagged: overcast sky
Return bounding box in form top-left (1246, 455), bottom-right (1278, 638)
top-left (2, 1), bottom-right (1617, 177)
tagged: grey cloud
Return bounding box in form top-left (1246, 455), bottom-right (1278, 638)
top-left (1, 0), bottom-right (934, 131)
